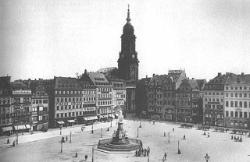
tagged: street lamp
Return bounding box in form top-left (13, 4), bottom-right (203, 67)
top-left (92, 145), bottom-right (94, 162)
top-left (60, 137), bottom-right (64, 153)
top-left (70, 131), bottom-right (72, 143)
top-left (101, 128), bottom-right (103, 138)
top-left (91, 124), bottom-right (94, 134)
top-left (177, 140), bottom-right (181, 154)
top-left (137, 127), bottom-right (139, 138)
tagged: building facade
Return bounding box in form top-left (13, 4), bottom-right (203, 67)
top-left (176, 79), bottom-right (205, 123)
top-left (81, 71), bottom-right (113, 120)
top-left (203, 73), bottom-right (228, 126)
top-left (224, 73), bottom-right (250, 129)
top-left (11, 81), bottom-right (32, 132)
top-left (52, 77), bottom-right (97, 127)
top-left (146, 70), bottom-right (186, 121)
top-left (31, 85), bottom-right (49, 131)
top-left (108, 78), bottom-right (126, 115)
top-left (0, 76), bottom-right (14, 135)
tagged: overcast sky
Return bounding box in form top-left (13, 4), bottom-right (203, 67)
top-left (1, 0), bottom-right (250, 81)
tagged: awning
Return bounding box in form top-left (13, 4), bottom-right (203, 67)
top-left (101, 115), bottom-right (108, 118)
top-left (57, 121), bottom-right (65, 125)
top-left (108, 114), bottom-right (115, 118)
top-left (67, 120), bottom-right (75, 123)
top-left (14, 125), bottom-right (30, 130)
top-left (2, 126), bottom-right (13, 132)
top-left (83, 116), bottom-right (98, 121)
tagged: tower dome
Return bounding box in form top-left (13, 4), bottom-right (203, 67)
top-left (123, 5), bottom-right (134, 34)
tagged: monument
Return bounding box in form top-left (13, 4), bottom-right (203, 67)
top-left (97, 110), bottom-right (142, 152)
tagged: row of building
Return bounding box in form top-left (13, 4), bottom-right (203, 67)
top-left (136, 71), bottom-right (250, 130)
top-left (0, 70), bottom-right (127, 135)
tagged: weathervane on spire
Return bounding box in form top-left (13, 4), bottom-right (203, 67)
top-left (126, 4), bottom-right (131, 22)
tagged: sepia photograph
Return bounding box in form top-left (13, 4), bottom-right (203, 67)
top-left (0, 0), bottom-right (250, 161)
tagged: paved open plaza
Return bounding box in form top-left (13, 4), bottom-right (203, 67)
top-left (0, 119), bottom-right (250, 162)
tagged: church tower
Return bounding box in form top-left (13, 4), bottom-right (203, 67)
top-left (118, 5), bottom-right (139, 82)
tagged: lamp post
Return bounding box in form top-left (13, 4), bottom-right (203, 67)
top-left (101, 128), bottom-right (102, 138)
top-left (137, 127), bottom-right (139, 138)
top-left (177, 140), bottom-right (181, 154)
top-left (110, 118), bottom-right (113, 127)
top-left (92, 145), bottom-right (94, 162)
top-left (91, 123), bottom-right (94, 134)
top-left (60, 137), bottom-right (64, 153)
top-left (70, 131), bottom-right (72, 143)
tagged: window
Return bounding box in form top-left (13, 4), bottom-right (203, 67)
top-left (240, 112), bottom-right (242, 118)
top-left (244, 102), bottom-right (247, 108)
top-left (244, 112), bottom-right (247, 118)
top-left (235, 101), bottom-right (238, 107)
top-left (226, 101), bottom-right (229, 107)
top-left (235, 112), bottom-right (238, 118)
top-left (226, 111), bottom-right (229, 117)
top-left (57, 106), bottom-right (59, 110)
top-left (239, 101), bottom-right (242, 107)
top-left (231, 101), bottom-right (234, 107)
top-left (231, 111), bottom-right (233, 117)
top-left (235, 93), bottom-right (238, 97)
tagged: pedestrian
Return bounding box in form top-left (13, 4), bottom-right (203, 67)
top-left (203, 131), bottom-right (206, 135)
top-left (164, 152), bottom-right (167, 160)
top-left (231, 135), bottom-right (233, 140)
top-left (7, 138), bottom-right (9, 144)
top-left (85, 155), bottom-right (88, 161)
top-left (172, 128), bottom-right (174, 132)
top-left (75, 152), bottom-right (78, 157)
top-left (164, 131), bottom-right (166, 137)
top-left (183, 135), bottom-right (185, 140)
top-left (12, 141), bottom-right (15, 147)
top-left (66, 136), bottom-right (68, 141)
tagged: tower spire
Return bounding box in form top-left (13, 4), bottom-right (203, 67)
top-left (126, 4), bottom-right (131, 23)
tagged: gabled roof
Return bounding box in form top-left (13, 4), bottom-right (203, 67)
top-left (88, 72), bottom-right (110, 84)
top-left (54, 77), bottom-right (82, 90)
top-left (0, 76), bottom-right (11, 89)
top-left (11, 81), bottom-right (29, 90)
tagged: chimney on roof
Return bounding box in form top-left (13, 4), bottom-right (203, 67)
top-left (153, 74), bottom-right (155, 77)
top-left (146, 75), bottom-right (148, 79)
top-left (241, 72), bottom-right (244, 76)
top-left (192, 78), bottom-right (194, 80)
top-left (84, 69), bottom-right (87, 74)
top-left (218, 73), bottom-right (221, 77)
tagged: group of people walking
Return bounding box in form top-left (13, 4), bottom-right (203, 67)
top-left (135, 146), bottom-right (150, 157)
top-left (231, 135), bottom-right (242, 142)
